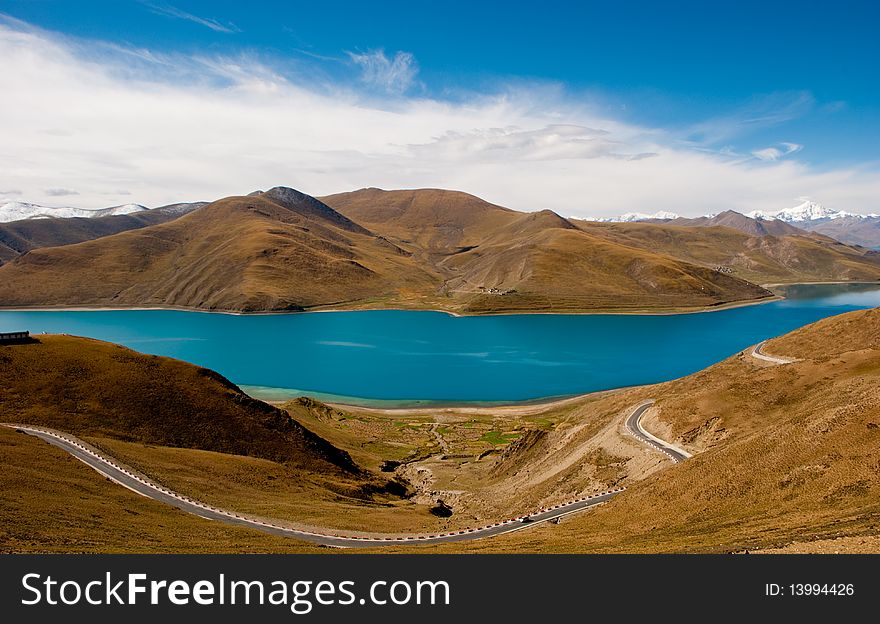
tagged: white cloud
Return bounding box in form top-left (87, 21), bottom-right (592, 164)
top-left (407, 125), bottom-right (657, 162)
top-left (0, 20), bottom-right (878, 217)
top-left (752, 142), bottom-right (803, 161)
top-left (144, 2), bottom-right (240, 34)
top-left (348, 49), bottom-right (418, 94)
top-left (752, 147), bottom-right (783, 161)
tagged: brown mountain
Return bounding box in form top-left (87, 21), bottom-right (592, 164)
top-left (2, 186), bottom-right (877, 314)
top-left (665, 209), bottom-right (815, 237)
top-left (320, 187), bottom-right (517, 250)
top-left (0, 186), bottom-right (775, 313)
top-left (0, 335), bottom-right (357, 473)
top-left (321, 188), bottom-right (773, 312)
top-left (0, 189), bottom-right (438, 312)
top-left (574, 218), bottom-right (880, 285)
top-left (0, 202), bottom-right (205, 264)
top-left (806, 215), bottom-right (880, 249)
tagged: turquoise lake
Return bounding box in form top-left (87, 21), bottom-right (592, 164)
top-left (1, 283), bottom-right (879, 406)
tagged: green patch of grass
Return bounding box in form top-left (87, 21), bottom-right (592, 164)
top-left (479, 431), bottom-right (522, 445)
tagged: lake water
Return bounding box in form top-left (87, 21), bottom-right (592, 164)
top-left (1, 283), bottom-right (879, 406)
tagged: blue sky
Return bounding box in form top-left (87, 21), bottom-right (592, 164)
top-left (0, 0), bottom-right (878, 215)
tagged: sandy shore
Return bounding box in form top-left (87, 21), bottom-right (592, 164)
top-left (760, 279), bottom-right (880, 288)
top-left (323, 386), bottom-right (640, 417)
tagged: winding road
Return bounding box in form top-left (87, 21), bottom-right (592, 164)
top-left (750, 340), bottom-right (797, 365)
top-left (4, 400), bottom-right (687, 547)
top-left (624, 400), bottom-right (692, 463)
top-left (5, 424), bottom-right (623, 548)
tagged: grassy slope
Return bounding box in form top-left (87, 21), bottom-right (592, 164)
top-left (769, 306), bottom-right (880, 357)
top-left (87, 436), bottom-right (448, 534)
top-left (323, 188), bottom-right (773, 312)
top-left (0, 192), bottom-right (439, 312)
top-left (0, 427), bottom-right (320, 553)
top-left (320, 188), bottom-right (517, 250)
top-left (0, 335), bottom-right (359, 472)
top-left (576, 220), bottom-right (880, 284)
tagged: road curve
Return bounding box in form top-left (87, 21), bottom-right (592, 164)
top-left (750, 340), bottom-right (796, 365)
top-left (3, 424), bottom-right (623, 548)
top-left (624, 400), bottom-right (691, 463)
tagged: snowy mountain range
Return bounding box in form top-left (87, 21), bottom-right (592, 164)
top-left (0, 201), bottom-right (148, 223)
top-left (585, 210), bottom-right (681, 222)
top-left (586, 200), bottom-right (877, 224)
top-left (582, 200), bottom-right (880, 249)
top-left (746, 200), bottom-right (878, 223)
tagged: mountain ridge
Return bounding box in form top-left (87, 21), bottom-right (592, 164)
top-left (0, 201), bottom-right (149, 223)
top-left (585, 200), bottom-right (880, 249)
top-left (1, 186), bottom-right (878, 314)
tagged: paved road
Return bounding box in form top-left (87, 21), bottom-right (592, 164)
top-left (750, 340), bottom-right (796, 365)
top-left (4, 424), bottom-right (623, 548)
top-left (624, 400), bottom-right (691, 463)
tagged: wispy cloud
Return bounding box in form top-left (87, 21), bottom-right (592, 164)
top-left (144, 2), bottom-right (240, 34)
top-left (0, 188), bottom-right (22, 195)
top-left (348, 49), bottom-right (418, 94)
top-left (752, 142), bottom-right (803, 161)
top-left (407, 124), bottom-right (655, 162)
top-left (683, 92), bottom-right (815, 146)
top-left (44, 188), bottom-right (79, 197)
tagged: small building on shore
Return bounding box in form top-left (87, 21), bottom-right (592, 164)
top-left (0, 330), bottom-right (30, 344)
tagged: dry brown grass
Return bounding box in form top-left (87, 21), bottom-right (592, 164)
top-left (86, 436), bottom-right (452, 534)
top-left (0, 427), bottom-right (322, 553)
top-left (576, 219), bottom-right (880, 285)
top-left (768, 306), bottom-right (880, 358)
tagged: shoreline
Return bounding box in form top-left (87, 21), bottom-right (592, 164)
top-left (0, 293), bottom-right (788, 318)
top-left (7, 276), bottom-right (878, 318)
top-left (760, 279), bottom-right (880, 288)
top-left (323, 386), bottom-right (637, 416)
top-left (255, 385), bottom-right (624, 413)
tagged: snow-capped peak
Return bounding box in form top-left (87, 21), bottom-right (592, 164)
top-left (584, 210), bottom-right (680, 222)
top-left (0, 201), bottom-right (148, 223)
top-left (746, 200), bottom-right (857, 222)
